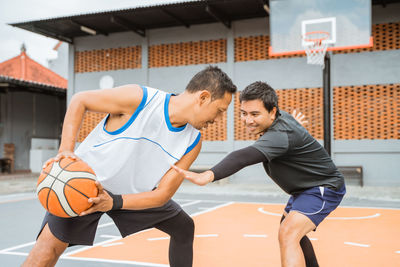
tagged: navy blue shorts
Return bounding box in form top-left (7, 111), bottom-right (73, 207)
top-left (284, 185), bottom-right (346, 227)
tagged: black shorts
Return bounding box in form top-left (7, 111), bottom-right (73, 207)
top-left (38, 199), bottom-right (182, 246)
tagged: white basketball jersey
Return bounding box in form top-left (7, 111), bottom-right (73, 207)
top-left (75, 86), bottom-right (201, 194)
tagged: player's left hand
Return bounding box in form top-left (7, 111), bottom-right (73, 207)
top-left (80, 181), bottom-right (113, 216)
top-left (292, 109), bottom-right (308, 126)
top-left (171, 165), bottom-right (214, 186)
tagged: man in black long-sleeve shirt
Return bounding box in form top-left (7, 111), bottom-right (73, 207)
top-left (172, 81), bottom-right (346, 267)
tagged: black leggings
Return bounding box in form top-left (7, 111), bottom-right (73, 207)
top-left (154, 210), bottom-right (195, 267)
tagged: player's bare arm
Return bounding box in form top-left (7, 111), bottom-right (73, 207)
top-left (80, 138), bottom-right (203, 215)
top-left (43, 84), bottom-right (144, 168)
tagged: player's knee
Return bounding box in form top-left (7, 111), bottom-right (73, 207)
top-left (278, 224), bottom-right (297, 245)
top-left (37, 224), bottom-right (68, 256)
top-left (174, 214), bottom-right (195, 243)
top-left (181, 215), bottom-right (195, 239)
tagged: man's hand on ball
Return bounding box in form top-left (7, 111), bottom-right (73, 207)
top-left (80, 181), bottom-right (113, 216)
top-left (42, 150), bottom-right (79, 169)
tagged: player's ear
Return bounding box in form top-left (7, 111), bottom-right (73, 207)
top-left (271, 107), bottom-right (277, 120)
top-left (198, 90), bottom-right (211, 105)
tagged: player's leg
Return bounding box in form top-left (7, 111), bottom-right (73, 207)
top-left (280, 214), bottom-right (319, 267)
top-left (23, 211), bottom-right (103, 267)
top-left (108, 200), bottom-right (194, 267)
top-left (279, 211), bottom-right (316, 267)
top-left (154, 210), bottom-right (195, 267)
top-left (279, 185), bottom-right (346, 267)
top-left (22, 223), bottom-right (68, 267)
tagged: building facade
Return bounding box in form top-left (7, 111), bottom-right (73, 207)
top-left (14, 1), bottom-right (400, 185)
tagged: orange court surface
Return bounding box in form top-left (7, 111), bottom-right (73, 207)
top-left (1, 194), bottom-right (400, 267)
top-left (67, 202), bottom-right (400, 267)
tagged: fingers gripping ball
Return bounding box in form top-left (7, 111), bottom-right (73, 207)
top-left (36, 158), bottom-right (98, 218)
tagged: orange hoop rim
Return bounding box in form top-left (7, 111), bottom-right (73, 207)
top-left (303, 31), bottom-right (330, 43)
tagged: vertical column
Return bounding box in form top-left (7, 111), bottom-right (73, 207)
top-left (67, 43), bottom-right (75, 105)
top-left (225, 25), bottom-right (235, 183)
top-left (142, 35), bottom-right (149, 85)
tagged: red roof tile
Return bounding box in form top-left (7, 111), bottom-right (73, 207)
top-left (0, 50), bottom-right (67, 89)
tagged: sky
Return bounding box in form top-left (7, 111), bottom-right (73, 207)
top-left (0, 0), bottom-right (193, 67)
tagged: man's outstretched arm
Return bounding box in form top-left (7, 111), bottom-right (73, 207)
top-left (171, 146), bottom-right (267, 186)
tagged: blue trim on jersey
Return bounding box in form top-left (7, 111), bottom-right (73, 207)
top-left (93, 136), bottom-right (179, 161)
top-left (143, 90), bottom-right (159, 109)
top-left (184, 132), bottom-right (201, 155)
top-left (164, 94), bottom-right (187, 132)
top-left (103, 86), bottom-right (148, 135)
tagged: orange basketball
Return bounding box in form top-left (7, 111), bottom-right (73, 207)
top-left (36, 157), bottom-right (98, 218)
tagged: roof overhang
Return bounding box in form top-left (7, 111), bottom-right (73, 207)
top-left (9, 0), bottom-right (269, 43)
top-left (0, 76), bottom-right (66, 97)
top-left (9, 0), bottom-right (400, 44)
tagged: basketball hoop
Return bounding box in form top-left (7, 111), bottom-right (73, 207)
top-left (302, 31), bottom-right (330, 68)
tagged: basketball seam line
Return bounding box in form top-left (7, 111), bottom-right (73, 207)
top-left (42, 170), bottom-right (96, 199)
top-left (47, 159), bottom-right (91, 217)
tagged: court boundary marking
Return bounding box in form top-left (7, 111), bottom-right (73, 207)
top-left (1, 198), bottom-right (399, 265)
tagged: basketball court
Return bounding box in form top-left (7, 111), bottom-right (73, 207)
top-left (1, 0), bottom-right (399, 266)
top-left (0, 191), bottom-right (399, 266)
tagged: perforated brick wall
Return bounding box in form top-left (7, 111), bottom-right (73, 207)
top-left (148, 39), bottom-right (227, 68)
top-left (234, 84), bottom-right (399, 141)
top-left (234, 22), bottom-right (400, 61)
top-left (334, 83), bottom-right (399, 139)
top-left (77, 110), bottom-right (227, 142)
top-left (75, 46), bottom-right (141, 73)
top-left (77, 111), bottom-right (107, 142)
top-left (334, 22), bottom-right (400, 54)
top-left (234, 35), bottom-right (304, 62)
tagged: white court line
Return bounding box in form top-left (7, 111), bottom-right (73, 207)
top-left (258, 207), bottom-right (381, 220)
top-left (195, 234), bottom-right (218, 238)
top-left (0, 241), bottom-right (36, 253)
top-left (95, 202), bottom-right (203, 231)
top-left (102, 242), bottom-right (124, 248)
top-left (180, 200), bottom-right (202, 207)
top-left (174, 198), bottom-right (226, 204)
top-left (64, 229), bottom-right (153, 256)
top-left (344, 242), bottom-right (370, 247)
top-left (190, 202), bottom-right (235, 217)
top-left (0, 196), bottom-right (37, 204)
top-left (175, 198), bottom-right (400, 210)
top-left (60, 256), bottom-right (169, 266)
top-left (0, 251), bottom-right (28, 256)
top-left (148, 237), bottom-right (170, 241)
top-left (97, 222), bottom-right (115, 228)
top-left (100, 234), bottom-right (120, 239)
top-left (149, 234), bottom-right (218, 241)
top-left (243, 234), bottom-right (267, 238)
top-left (63, 203), bottom-right (232, 265)
top-left (65, 202), bottom-right (233, 259)
top-left (396, 251), bottom-right (400, 254)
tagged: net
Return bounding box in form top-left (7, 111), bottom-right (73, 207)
top-left (302, 31), bottom-right (330, 68)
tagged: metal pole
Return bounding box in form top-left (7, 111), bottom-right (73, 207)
top-left (323, 53), bottom-right (331, 156)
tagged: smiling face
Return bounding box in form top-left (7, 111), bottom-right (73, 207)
top-left (190, 91), bottom-right (232, 130)
top-left (240, 99), bottom-right (277, 135)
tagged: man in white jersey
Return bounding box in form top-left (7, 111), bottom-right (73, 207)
top-left (22, 66), bottom-right (237, 267)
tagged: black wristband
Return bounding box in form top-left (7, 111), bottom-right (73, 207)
top-left (106, 190), bottom-right (123, 210)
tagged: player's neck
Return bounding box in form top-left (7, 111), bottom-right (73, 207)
top-left (168, 93), bottom-right (193, 127)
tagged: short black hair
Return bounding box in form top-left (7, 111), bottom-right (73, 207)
top-left (239, 81), bottom-right (280, 113)
top-left (186, 66), bottom-right (237, 99)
